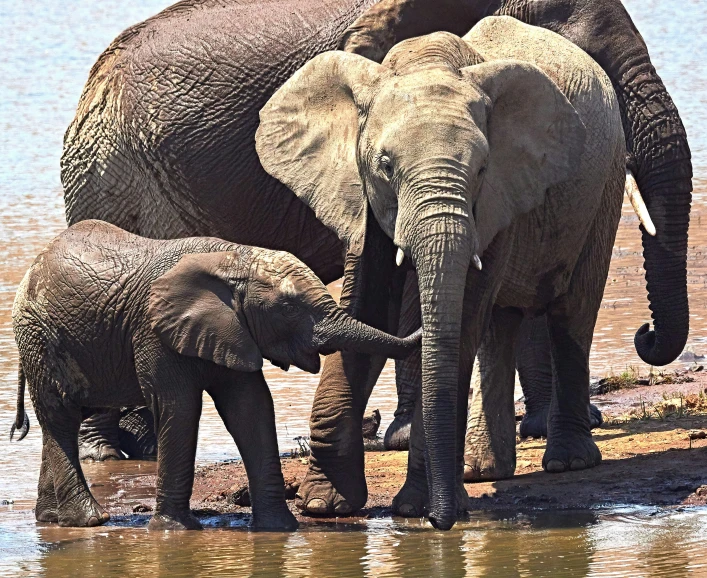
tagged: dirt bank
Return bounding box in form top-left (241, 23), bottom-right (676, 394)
top-left (105, 370), bottom-right (707, 525)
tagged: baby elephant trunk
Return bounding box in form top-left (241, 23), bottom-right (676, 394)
top-left (316, 309), bottom-right (421, 360)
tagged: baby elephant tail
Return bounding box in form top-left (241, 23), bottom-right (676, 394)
top-left (10, 365), bottom-right (29, 442)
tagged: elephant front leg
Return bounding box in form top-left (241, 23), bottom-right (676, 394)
top-left (385, 270), bottom-right (422, 451)
top-left (296, 350), bottom-right (387, 516)
top-left (464, 306), bottom-right (523, 482)
top-left (208, 371), bottom-right (298, 531)
top-left (78, 408), bottom-right (124, 461)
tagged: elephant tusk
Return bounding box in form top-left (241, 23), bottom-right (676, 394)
top-left (396, 247), bottom-right (405, 267)
top-left (472, 254), bottom-right (482, 271)
top-left (625, 169), bottom-right (656, 236)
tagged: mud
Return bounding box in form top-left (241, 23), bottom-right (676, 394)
top-left (88, 369), bottom-right (707, 528)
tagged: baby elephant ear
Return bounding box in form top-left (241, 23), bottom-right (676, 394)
top-left (256, 51), bottom-right (389, 248)
top-left (148, 252), bottom-right (263, 373)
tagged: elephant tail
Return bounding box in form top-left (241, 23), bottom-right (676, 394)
top-left (10, 365), bottom-right (29, 442)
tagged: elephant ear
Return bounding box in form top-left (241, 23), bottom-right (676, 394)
top-left (256, 51), bottom-right (389, 249)
top-left (461, 60), bottom-right (586, 252)
top-left (148, 252), bottom-right (263, 372)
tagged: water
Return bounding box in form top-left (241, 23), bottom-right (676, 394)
top-left (0, 0), bottom-right (706, 574)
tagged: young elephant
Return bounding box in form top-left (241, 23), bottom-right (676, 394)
top-left (10, 220), bottom-right (419, 530)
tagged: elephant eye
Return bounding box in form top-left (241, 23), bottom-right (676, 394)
top-left (282, 302), bottom-right (299, 317)
top-left (477, 165), bottom-right (487, 178)
top-left (380, 155), bottom-right (394, 179)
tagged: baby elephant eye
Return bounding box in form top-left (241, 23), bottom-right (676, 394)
top-left (282, 303), bottom-right (299, 317)
top-left (380, 155), bottom-right (394, 179)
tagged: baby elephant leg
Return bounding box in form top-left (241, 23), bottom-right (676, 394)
top-left (209, 370), bottom-right (298, 531)
top-left (35, 438), bottom-right (58, 522)
top-left (38, 400), bottom-right (109, 527)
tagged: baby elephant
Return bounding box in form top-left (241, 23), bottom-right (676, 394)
top-left (11, 220), bottom-right (419, 530)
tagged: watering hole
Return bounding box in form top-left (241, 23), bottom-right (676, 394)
top-left (1, 0), bottom-right (706, 575)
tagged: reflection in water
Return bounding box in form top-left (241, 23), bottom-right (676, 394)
top-left (1, 0), bottom-right (707, 574)
top-left (1, 508), bottom-right (705, 577)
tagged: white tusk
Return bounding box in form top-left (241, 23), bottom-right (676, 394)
top-left (625, 169), bottom-right (656, 236)
top-left (396, 247), bottom-right (405, 267)
top-left (472, 254), bottom-right (482, 271)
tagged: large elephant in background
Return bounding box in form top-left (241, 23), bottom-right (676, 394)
top-left (61, 0), bottom-right (691, 518)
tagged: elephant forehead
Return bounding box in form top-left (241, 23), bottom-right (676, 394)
top-left (377, 71), bottom-right (471, 108)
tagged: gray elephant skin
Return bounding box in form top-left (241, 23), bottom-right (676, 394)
top-left (10, 220), bottom-right (419, 529)
top-left (256, 17), bottom-right (626, 529)
top-left (61, 0), bottom-right (691, 520)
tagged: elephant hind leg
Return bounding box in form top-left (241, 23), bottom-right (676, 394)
top-left (35, 439), bottom-right (58, 523)
top-left (464, 306), bottom-right (523, 482)
top-left (36, 400), bottom-right (109, 527)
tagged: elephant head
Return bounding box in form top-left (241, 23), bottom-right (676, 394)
top-left (148, 250), bottom-right (421, 375)
top-left (256, 32), bottom-right (585, 529)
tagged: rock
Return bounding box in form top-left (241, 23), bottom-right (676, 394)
top-left (227, 477), bottom-right (300, 506)
top-left (688, 430), bottom-right (707, 440)
top-left (132, 503), bottom-right (153, 513)
top-left (362, 409), bottom-right (382, 439)
top-left (678, 347), bottom-right (705, 362)
top-left (696, 486), bottom-right (707, 497)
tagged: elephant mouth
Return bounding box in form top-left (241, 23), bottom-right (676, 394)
top-left (268, 358), bottom-right (291, 372)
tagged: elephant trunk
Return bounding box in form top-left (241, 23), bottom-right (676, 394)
top-left (315, 309), bottom-right (421, 360)
top-left (408, 198), bottom-right (472, 531)
top-left (616, 59), bottom-right (692, 366)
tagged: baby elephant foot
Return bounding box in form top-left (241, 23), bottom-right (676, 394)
top-left (295, 465), bottom-right (366, 516)
top-left (148, 508), bottom-right (202, 531)
top-left (35, 506), bottom-right (58, 523)
top-left (251, 503), bottom-right (299, 531)
top-left (543, 431), bottom-right (602, 473)
top-left (58, 498), bottom-right (110, 527)
top-left (79, 410), bottom-right (124, 461)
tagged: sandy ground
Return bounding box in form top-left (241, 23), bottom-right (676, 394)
top-left (103, 369), bottom-right (707, 525)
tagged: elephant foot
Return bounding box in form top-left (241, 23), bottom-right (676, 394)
top-left (543, 430), bottom-right (601, 473)
top-left (519, 407), bottom-right (549, 439)
top-left (57, 497), bottom-right (110, 527)
top-left (79, 409), bottom-right (124, 461)
top-left (383, 409), bottom-right (413, 451)
top-left (118, 407), bottom-right (157, 459)
top-left (295, 462), bottom-right (366, 516)
top-left (463, 436), bottom-right (516, 482)
top-left (589, 404), bottom-right (603, 429)
top-left (35, 505), bottom-right (58, 523)
top-left (148, 509), bottom-right (202, 531)
top-left (251, 504), bottom-right (299, 531)
top-left (393, 473), bottom-right (469, 518)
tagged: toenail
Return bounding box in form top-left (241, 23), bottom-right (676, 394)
top-left (545, 459), bottom-right (567, 473)
top-left (87, 516), bottom-right (99, 527)
top-left (570, 458), bottom-right (587, 471)
top-left (333, 501), bottom-right (352, 515)
top-left (306, 498), bottom-right (328, 514)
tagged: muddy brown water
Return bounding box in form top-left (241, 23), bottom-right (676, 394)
top-left (1, 0), bottom-right (706, 575)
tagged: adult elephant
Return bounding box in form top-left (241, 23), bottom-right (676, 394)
top-left (62, 0), bottom-right (691, 513)
top-left (256, 17), bottom-right (623, 529)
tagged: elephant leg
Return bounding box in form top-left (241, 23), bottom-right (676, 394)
top-left (118, 406), bottom-right (157, 459)
top-left (516, 315), bottom-right (553, 439)
top-left (464, 306), bottom-right (523, 482)
top-left (208, 371), bottom-right (298, 531)
top-left (78, 408), bottom-right (124, 461)
top-left (38, 400), bottom-right (109, 527)
top-left (297, 221), bottom-right (400, 517)
top-left (35, 439), bottom-right (58, 523)
top-left (517, 315), bottom-right (602, 439)
top-left (385, 269), bottom-right (421, 451)
top-left (136, 348), bottom-right (203, 530)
